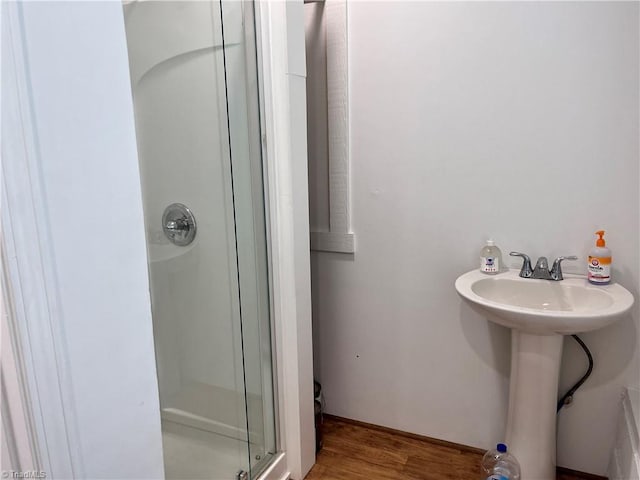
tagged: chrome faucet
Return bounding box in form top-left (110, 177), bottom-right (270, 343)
top-left (532, 256), bottom-right (552, 280)
top-left (510, 252), bottom-right (578, 281)
top-left (509, 252), bottom-right (533, 277)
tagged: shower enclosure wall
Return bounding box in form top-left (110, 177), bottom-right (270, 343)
top-left (123, 2), bottom-right (276, 478)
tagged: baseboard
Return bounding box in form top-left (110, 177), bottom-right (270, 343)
top-left (325, 414), bottom-right (605, 479)
top-left (325, 414), bottom-right (485, 455)
top-left (557, 466), bottom-right (607, 480)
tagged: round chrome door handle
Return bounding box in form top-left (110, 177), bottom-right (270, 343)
top-left (162, 203), bottom-right (197, 246)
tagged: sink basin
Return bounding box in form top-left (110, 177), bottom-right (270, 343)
top-left (455, 268), bottom-right (634, 479)
top-left (455, 269), bottom-right (633, 335)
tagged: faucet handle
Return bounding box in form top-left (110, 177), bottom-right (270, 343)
top-left (510, 252), bottom-right (533, 278)
top-left (550, 256), bottom-right (578, 281)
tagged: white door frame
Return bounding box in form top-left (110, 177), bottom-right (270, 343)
top-left (1, 1), bottom-right (84, 477)
top-left (1, 1), bottom-right (314, 479)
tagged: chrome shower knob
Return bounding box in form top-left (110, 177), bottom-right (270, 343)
top-left (162, 203), bottom-right (197, 246)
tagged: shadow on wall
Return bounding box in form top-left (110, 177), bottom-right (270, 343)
top-left (563, 258), bottom-right (639, 391)
top-left (457, 295), bottom-right (637, 390)
top-left (310, 251), bottom-right (356, 382)
top-left (561, 313), bottom-right (637, 390)
top-left (459, 301), bottom-right (511, 377)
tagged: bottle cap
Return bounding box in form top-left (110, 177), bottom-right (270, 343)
top-left (497, 443), bottom-right (507, 453)
top-left (487, 239), bottom-right (495, 247)
top-left (595, 230), bottom-right (606, 247)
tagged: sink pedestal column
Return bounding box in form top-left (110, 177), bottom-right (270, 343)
top-left (505, 331), bottom-right (563, 480)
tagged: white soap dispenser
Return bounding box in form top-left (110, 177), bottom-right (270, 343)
top-left (480, 239), bottom-right (502, 274)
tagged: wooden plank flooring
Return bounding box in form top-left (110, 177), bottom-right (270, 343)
top-left (305, 416), bottom-right (602, 480)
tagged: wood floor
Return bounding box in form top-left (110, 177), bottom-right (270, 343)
top-left (305, 416), bottom-right (602, 480)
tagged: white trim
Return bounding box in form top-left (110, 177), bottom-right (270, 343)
top-left (1, 3), bottom-right (81, 476)
top-left (325, 0), bottom-right (350, 234)
top-left (257, 0), bottom-right (299, 474)
top-left (309, 0), bottom-right (355, 254)
top-left (1, 245), bottom-right (38, 472)
top-left (310, 231), bottom-right (354, 254)
top-left (256, 453), bottom-right (290, 480)
top-left (256, 1), bottom-right (315, 478)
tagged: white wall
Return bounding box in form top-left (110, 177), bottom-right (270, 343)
top-left (16, 2), bottom-right (164, 478)
top-left (308, 2), bottom-right (639, 475)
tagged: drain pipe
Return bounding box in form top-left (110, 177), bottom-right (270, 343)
top-left (557, 334), bottom-right (594, 412)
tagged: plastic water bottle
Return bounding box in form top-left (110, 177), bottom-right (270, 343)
top-left (481, 443), bottom-right (521, 480)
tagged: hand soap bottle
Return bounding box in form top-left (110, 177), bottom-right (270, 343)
top-left (480, 239), bottom-right (502, 275)
top-left (588, 230), bottom-right (612, 285)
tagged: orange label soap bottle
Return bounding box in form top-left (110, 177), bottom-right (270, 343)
top-left (588, 230), bottom-right (612, 285)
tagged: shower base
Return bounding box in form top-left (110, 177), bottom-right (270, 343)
top-left (162, 419), bottom-right (249, 480)
top-left (161, 381), bottom-right (263, 444)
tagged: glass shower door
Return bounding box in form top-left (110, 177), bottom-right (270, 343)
top-left (123, 1), bottom-right (275, 478)
top-left (219, 1), bottom-right (276, 474)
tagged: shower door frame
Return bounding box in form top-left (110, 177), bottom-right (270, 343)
top-left (251, 1), bottom-right (316, 478)
top-left (1, 0), bottom-right (315, 479)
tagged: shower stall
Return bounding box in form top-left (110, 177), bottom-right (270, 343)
top-left (123, 1), bottom-right (276, 478)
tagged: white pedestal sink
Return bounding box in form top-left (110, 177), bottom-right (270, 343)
top-left (455, 269), bottom-right (634, 480)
